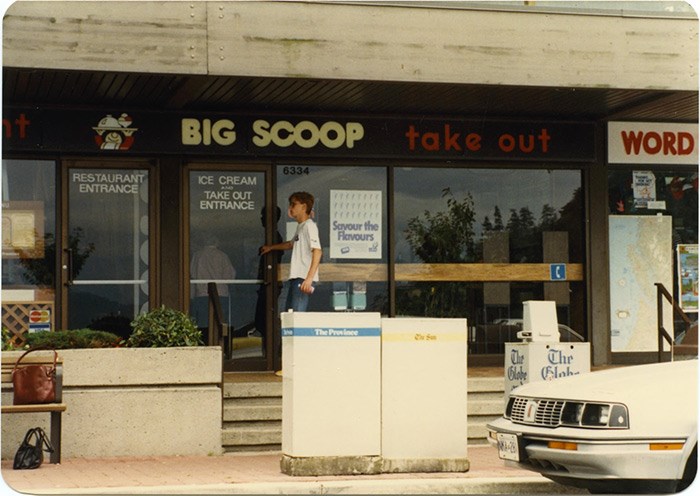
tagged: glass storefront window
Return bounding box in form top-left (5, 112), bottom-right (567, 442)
top-left (394, 166), bottom-right (585, 352)
top-left (608, 169), bottom-right (698, 245)
top-left (188, 169), bottom-right (266, 355)
top-left (395, 168), bottom-right (584, 264)
top-left (2, 160), bottom-right (56, 289)
top-left (277, 165), bottom-right (389, 314)
top-left (66, 167), bottom-right (150, 337)
top-left (608, 168), bottom-right (698, 343)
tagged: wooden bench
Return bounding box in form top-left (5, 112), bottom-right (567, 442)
top-left (1, 353), bottom-right (66, 463)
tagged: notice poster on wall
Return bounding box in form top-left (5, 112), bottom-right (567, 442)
top-left (678, 244), bottom-right (699, 313)
top-left (330, 190), bottom-right (382, 259)
top-left (632, 170), bottom-right (656, 209)
top-left (1, 201), bottom-right (44, 259)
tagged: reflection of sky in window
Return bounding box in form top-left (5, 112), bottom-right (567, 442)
top-left (277, 165), bottom-right (388, 225)
top-left (394, 167), bottom-right (581, 239)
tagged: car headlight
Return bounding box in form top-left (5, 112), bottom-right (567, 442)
top-left (561, 401), bottom-right (629, 428)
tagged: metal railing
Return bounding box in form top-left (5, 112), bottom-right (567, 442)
top-left (207, 282), bottom-right (230, 358)
top-left (655, 282), bottom-right (694, 362)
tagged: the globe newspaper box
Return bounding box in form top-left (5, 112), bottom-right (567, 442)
top-left (504, 301), bottom-right (591, 406)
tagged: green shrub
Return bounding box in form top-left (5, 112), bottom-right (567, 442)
top-left (25, 329), bottom-right (123, 349)
top-left (127, 306), bottom-right (202, 348)
top-left (2, 327), bottom-right (20, 351)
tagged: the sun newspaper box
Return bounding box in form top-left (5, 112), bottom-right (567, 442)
top-left (381, 317), bottom-right (468, 472)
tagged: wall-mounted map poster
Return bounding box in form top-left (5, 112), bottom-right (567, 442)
top-left (609, 215), bottom-right (673, 352)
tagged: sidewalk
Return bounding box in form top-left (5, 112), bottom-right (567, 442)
top-left (1, 445), bottom-right (586, 495)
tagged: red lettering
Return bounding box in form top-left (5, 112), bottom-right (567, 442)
top-left (621, 131), bottom-right (644, 155)
top-left (499, 129), bottom-right (550, 154)
top-left (421, 132), bottom-right (440, 151)
top-left (678, 132), bottom-right (694, 155)
top-left (443, 125), bottom-right (461, 151)
top-left (621, 129), bottom-right (695, 157)
top-left (465, 133), bottom-right (481, 151)
top-left (539, 128), bottom-right (551, 152)
top-left (499, 134), bottom-right (515, 152)
top-left (663, 132), bottom-right (677, 155)
top-left (520, 135), bottom-right (535, 153)
top-left (643, 132), bottom-right (662, 154)
top-left (15, 113), bottom-right (30, 138)
top-left (405, 125), bottom-right (419, 151)
top-left (2, 113), bottom-right (31, 139)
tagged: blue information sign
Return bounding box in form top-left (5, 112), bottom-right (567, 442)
top-left (550, 264), bottom-right (567, 281)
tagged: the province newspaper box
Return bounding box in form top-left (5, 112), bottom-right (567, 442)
top-left (280, 312), bottom-right (381, 475)
top-left (504, 301), bottom-right (590, 404)
top-left (381, 318), bottom-right (468, 472)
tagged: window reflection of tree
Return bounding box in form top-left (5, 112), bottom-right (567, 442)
top-left (403, 188), bottom-right (476, 318)
top-left (18, 228), bottom-right (95, 286)
top-left (401, 186), bottom-right (583, 318)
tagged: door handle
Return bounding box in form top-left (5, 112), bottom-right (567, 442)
top-left (63, 248), bottom-right (74, 286)
top-left (262, 263), bottom-right (272, 286)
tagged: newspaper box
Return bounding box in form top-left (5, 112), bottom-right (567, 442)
top-left (280, 311), bottom-right (381, 475)
top-left (381, 317), bottom-right (468, 472)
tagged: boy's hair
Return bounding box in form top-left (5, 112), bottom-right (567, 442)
top-left (289, 191), bottom-right (314, 215)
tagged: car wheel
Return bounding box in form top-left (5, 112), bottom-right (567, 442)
top-left (678, 444), bottom-right (697, 493)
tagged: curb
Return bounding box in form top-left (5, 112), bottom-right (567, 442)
top-left (27, 477), bottom-right (587, 495)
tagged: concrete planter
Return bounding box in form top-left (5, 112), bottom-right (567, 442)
top-left (2, 347), bottom-right (222, 459)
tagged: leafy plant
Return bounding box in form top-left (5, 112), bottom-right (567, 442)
top-left (403, 188), bottom-right (477, 318)
top-left (405, 188), bottom-right (477, 263)
top-left (25, 329), bottom-right (123, 349)
top-left (127, 306), bottom-right (203, 348)
top-left (2, 327), bottom-right (20, 351)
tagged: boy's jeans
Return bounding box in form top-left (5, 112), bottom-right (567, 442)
top-left (285, 278), bottom-right (310, 312)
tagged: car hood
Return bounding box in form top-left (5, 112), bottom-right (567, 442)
top-left (510, 359), bottom-right (698, 404)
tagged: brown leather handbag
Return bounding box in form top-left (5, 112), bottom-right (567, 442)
top-left (12, 348), bottom-right (57, 405)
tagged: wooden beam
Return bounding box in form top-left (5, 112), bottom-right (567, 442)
top-left (279, 263), bottom-right (584, 282)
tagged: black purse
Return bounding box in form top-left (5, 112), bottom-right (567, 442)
top-left (13, 427), bottom-right (54, 470)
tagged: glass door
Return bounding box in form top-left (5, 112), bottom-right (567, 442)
top-left (60, 162), bottom-right (153, 339)
top-left (186, 165), bottom-right (274, 371)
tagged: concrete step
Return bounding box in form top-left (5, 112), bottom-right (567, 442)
top-left (224, 381), bottom-right (282, 399)
top-left (468, 399), bottom-right (504, 416)
top-left (467, 376), bottom-right (504, 393)
top-left (221, 374), bottom-right (507, 451)
top-left (468, 420), bottom-right (499, 443)
top-left (222, 421), bottom-right (282, 447)
top-left (224, 399), bottom-right (282, 422)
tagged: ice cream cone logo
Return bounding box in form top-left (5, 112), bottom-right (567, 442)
top-left (93, 113), bottom-right (138, 150)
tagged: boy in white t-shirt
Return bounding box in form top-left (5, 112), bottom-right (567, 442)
top-left (259, 191), bottom-right (322, 312)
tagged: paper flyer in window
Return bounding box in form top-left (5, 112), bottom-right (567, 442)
top-left (677, 244), bottom-right (698, 313)
top-left (632, 170), bottom-right (656, 209)
top-left (329, 190), bottom-right (382, 259)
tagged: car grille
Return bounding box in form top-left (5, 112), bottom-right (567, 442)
top-left (510, 397), bottom-right (566, 426)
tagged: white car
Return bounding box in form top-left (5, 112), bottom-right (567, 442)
top-left (487, 359), bottom-right (698, 493)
